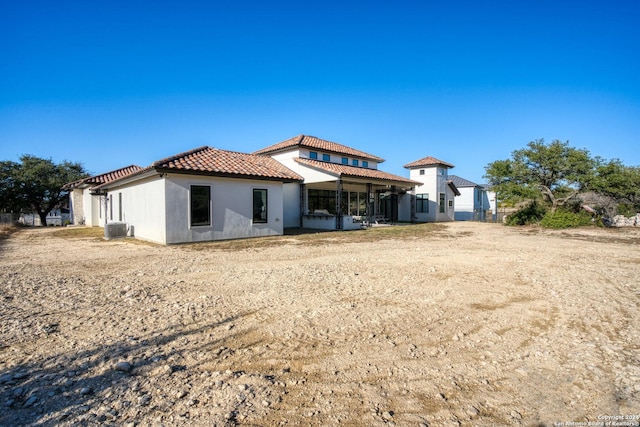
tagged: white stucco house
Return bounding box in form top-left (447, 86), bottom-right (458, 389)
top-left (400, 156), bottom-right (460, 222)
top-left (63, 165), bottom-right (144, 226)
top-left (64, 135), bottom-right (468, 244)
top-left (64, 147), bottom-right (302, 244)
top-left (448, 175), bottom-right (498, 221)
top-left (253, 134), bottom-right (420, 230)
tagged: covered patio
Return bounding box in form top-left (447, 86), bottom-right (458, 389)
top-left (294, 158), bottom-right (419, 230)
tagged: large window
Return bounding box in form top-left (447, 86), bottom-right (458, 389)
top-left (308, 189), bottom-right (335, 214)
top-left (439, 192), bottom-right (445, 213)
top-left (416, 193), bottom-right (429, 213)
top-left (253, 189), bottom-right (268, 223)
top-left (191, 185), bottom-right (211, 226)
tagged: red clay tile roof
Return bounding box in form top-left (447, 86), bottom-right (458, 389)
top-left (152, 146), bottom-right (303, 181)
top-left (253, 135), bottom-right (385, 163)
top-left (403, 156), bottom-right (454, 169)
top-left (294, 158), bottom-right (419, 186)
top-left (62, 165), bottom-right (143, 190)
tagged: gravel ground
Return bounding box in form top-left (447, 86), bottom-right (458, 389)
top-left (1, 222), bottom-right (639, 426)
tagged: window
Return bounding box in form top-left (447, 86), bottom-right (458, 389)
top-left (190, 185), bottom-right (211, 226)
top-left (253, 189), bottom-right (268, 223)
top-left (419, 169), bottom-right (425, 175)
top-left (448, 199), bottom-right (454, 208)
top-left (322, 153), bottom-right (330, 162)
top-left (352, 159), bottom-right (359, 166)
top-left (109, 195), bottom-right (113, 220)
top-left (341, 157), bottom-right (348, 165)
top-left (118, 193), bottom-right (122, 221)
top-left (416, 194), bottom-right (429, 213)
top-left (362, 161), bottom-right (368, 168)
top-left (308, 189), bottom-right (335, 214)
top-left (439, 193), bottom-right (445, 213)
top-left (310, 151), bottom-right (318, 160)
top-left (439, 168), bottom-right (446, 176)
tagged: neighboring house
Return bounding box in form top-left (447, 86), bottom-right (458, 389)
top-left (447, 175), bottom-right (498, 221)
top-left (75, 146), bottom-right (302, 245)
top-left (482, 184), bottom-right (498, 221)
top-left (449, 175), bottom-right (486, 221)
top-left (63, 165), bottom-right (143, 226)
top-left (401, 156), bottom-right (460, 222)
top-left (253, 134), bottom-right (419, 230)
top-left (18, 208), bottom-right (70, 226)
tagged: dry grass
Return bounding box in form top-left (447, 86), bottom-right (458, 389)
top-left (50, 226), bottom-right (105, 240)
top-left (188, 223), bottom-right (448, 251)
top-left (43, 223), bottom-right (450, 250)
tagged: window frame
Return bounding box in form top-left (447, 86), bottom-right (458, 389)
top-left (341, 157), bottom-right (348, 165)
top-left (322, 153), bottom-right (331, 162)
top-left (439, 192), bottom-right (446, 213)
top-left (416, 193), bottom-right (429, 213)
top-left (362, 161), bottom-right (369, 168)
top-left (252, 188), bottom-right (268, 224)
top-left (190, 185), bottom-right (211, 227)
top-left (352, 159), bottom-right (359, 166)
top-left (118, 192), bottom-right (122, 221)
top-left (309, 151), bottom-right (318, 160)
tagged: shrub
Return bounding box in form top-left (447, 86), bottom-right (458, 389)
top-left (505, 201), bottom-right (547, 226)
top-left (540, 210), bottom-right (593, 229)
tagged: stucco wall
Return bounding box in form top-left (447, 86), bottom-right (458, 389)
top-left (407, 166), bottom-right (455, 222)
top-left (70, 189), bottom-right (84, 225)
top-left (164, 175), bottom-right (285, 244)
top-left (282, 182), bottom-right (301, 228)
top-left (105, 176), bottom-right (166, 243)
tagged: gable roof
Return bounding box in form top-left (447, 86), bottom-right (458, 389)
top-left (62, 165), bottom-right (143, 190)
top-left (152, 146), bottom-right (303, 181)
top-left (294, 158), bottom-right (419, 187)
top-left (253, 134), bottom-right (385, 163)
top-left (448, 175), bottom-right (480, 188)
top-left (93, 146), bottom-right (303, 191)
top-left (404, 156), bottom-right (454, 169)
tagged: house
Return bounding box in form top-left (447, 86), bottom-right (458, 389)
top-left (401, 156), bottom-right (460, 222)
top-left (448, 175), bottom-right (498, 221)
top-left (65, 147), bottom-right (302, 244)
top-left (63, 165), bottom-right (144, 226)
top-left (482, 184), bottom-right (498, 221)
top-left (253, 135), bottom-right (419, 230)
top-left (63, 135), bottom-right (463, 244)
top-left (449, 175), bottom-right (486, 221)
top-left (18, 207), bottom-right (70, 226)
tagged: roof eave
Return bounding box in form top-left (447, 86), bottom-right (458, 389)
top-left (155, 167), bottom-right (303, 183)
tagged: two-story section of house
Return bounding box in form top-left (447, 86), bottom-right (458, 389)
top-left (402, 156), bottom-right (459, 222)
top-left (254, 134), bottom-right (419, 230)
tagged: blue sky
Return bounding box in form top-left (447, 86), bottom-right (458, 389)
top-left (1, 0), bottom-right (639, 184)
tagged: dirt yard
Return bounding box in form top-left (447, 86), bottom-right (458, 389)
top-left (1, 222), bottom-right (639, 426)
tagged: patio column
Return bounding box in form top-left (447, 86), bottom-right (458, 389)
top-left (335, 179), bottom-right (343, 230)
top-left (299, 183), bottom-right (306, 228)
top-left (366, 183), bottom-right (373, 227)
